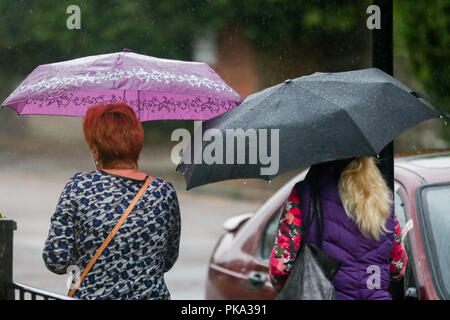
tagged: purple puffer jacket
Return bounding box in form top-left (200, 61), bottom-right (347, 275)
top-left (297, 163), bottom-right (396, 300)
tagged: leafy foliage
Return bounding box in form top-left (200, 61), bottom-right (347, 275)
top-left (0, 0), bottom-right (369, 140)
top-left (0, 0), bottom-right (367, 91)
top-left (394, 1), bottom-right (450, 110)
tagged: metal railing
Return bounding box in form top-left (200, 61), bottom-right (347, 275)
top-left (13, 282), bottom-right (74, 300)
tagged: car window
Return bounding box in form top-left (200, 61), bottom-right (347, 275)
top-left (394, 190), bottom-right (410, 255)
top-left (394, 190), bottom-right (407, 229)
top-left (260, 206), bottom-right (283, 261)
top-left (419, 183), bottom-right (450, 299)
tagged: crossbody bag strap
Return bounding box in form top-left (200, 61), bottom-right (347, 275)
top-left (304, 177), bottom-right (324, 248)
top-left (68, 176), bottom-right (153, 297)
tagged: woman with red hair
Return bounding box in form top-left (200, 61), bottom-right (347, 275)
top-left (43, 103), bottom-right (181, 300)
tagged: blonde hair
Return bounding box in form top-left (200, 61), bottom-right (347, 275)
top-left (338, 157), bottom-right (392, 240)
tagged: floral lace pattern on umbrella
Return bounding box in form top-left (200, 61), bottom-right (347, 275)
top-left (13, 68), bottom-right (237, 95)
top-left (25, 92), bottom-right (238, 114)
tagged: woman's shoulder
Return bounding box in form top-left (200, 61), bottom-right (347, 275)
top-left (69, 170), bottom-right (100, 182)
top-left (292, 179), bottom-right (309, 194)
top-left (150, 177), bottom-right (177, 191)
top-left (58, 171), bottom-right (97, 198)
top-left (148, 178), bottom-right (179, 208)
top-left (63, 171), bottom-right (103, 189)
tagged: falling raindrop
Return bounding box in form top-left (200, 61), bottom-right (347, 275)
top-left (243, 181), bottom-right (246, 185)
top-left (268, 180), bottom-right (272, 183)
top-left (376, 154), bottom-right (380, 158)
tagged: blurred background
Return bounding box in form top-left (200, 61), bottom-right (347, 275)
top-left (0, 0), bottom-right (448, 299)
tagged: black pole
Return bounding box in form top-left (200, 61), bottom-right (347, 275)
top-left (0, 220), bottom-right (17, 300)
top-left (372, 0), bottom-right (394, 191)
top-left (372, 1), bottom-right (405, 299)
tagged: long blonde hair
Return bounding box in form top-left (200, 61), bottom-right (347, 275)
top-left (338, 157), bottom-right (392, 240)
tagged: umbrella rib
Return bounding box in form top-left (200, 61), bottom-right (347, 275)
top-left (243, 83), bottom-right (288, 114)
top-left (339, 108), bottom-right (378, 154)
top-left (305, 68), bottom-right (411, 91)
top-left (293, 82), bottom-right (378, 154)
top-left (17, 102), bottom-right (26, 115)
top-left (211, 83), bottom-right (286, 127)
top-left (242, 84), bottom-right (284, 110)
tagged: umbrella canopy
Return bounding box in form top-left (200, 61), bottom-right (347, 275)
top-left (1, 50), bottom-right (242, 121)
top-left (177, 67), bottom-right (441, 189)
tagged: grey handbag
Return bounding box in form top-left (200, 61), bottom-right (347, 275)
top-left (276, 179), bottom-right (341, 300)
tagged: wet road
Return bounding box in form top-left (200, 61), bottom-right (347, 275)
top-left (0, 150), bottom-right (262, 300)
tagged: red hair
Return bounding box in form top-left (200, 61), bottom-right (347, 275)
top-left (83, 103), bottom-right (143, 169)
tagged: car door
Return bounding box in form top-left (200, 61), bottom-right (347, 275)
top-left (394, 181), bottom-right (420, 299)
top-left (243, 207), bottom-right (282, 299)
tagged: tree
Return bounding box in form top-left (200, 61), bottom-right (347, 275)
top-left (0, 0), bottom-right (369, 140)
top-left (394, 1), bottom-right (450, 110)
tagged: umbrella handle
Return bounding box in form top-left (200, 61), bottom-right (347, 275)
top-left (411, 91), bottom-right (450, 119)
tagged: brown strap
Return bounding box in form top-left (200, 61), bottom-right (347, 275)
top-left (68, 176), bottom-right (153, 297)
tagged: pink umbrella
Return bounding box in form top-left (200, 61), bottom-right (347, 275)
top-left (1, 50), bottom-right (242, 121)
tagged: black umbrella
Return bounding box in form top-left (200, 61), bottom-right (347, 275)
top-left (177, 68), bottom-right (445, 190)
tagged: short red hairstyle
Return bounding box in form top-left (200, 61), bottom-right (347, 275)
top-left (83, 103), bottom-right (144, 169)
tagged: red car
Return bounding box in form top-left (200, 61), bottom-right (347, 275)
top-left (206, 153), bottom-right (450, 300)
